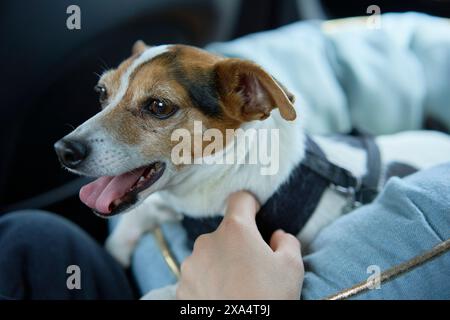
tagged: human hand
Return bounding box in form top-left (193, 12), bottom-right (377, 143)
top-left (176, 191), bottom-right (304, 299)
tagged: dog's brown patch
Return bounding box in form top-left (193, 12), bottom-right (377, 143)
top-left (132, 40), bottom-right (148, 56)
top-left (95, 44), bottom-right (295, 168)
top-left (97, 54), bottom-right (140, 107)
top-left (215, 58), bottom-right (296, 122)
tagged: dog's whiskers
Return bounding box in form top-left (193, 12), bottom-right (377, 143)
top-left (98, 58), bottom-right (110, 73)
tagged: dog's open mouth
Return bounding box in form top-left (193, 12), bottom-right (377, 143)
top-left (79, 162), bottom-right (166, 217)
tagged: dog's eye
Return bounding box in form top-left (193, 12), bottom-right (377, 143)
top-left (144, 99), bottom-right (178, 119)
top-left (94, 85), bottom-right (108, 104)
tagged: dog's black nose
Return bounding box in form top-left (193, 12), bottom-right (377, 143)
top-left (54, 139), bottom-right (88, 168)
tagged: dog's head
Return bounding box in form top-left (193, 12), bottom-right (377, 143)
top-left (54, 41), bottom-right (296, 217)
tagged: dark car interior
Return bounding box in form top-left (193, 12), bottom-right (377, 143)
top-left (1, 0), bottom-right (449, 242)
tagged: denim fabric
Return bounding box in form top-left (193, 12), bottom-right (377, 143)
top-left (132, 223), bottom-right (191, 293)
top-left (0, 211), bottom-right (134, 299)
top-left (301, 163), bottom-right (450, 299)
top-left (109, 218), bottom-right (190, 294)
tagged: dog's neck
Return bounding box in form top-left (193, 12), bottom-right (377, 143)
top-left (161, 111), bottom-right (306, 217)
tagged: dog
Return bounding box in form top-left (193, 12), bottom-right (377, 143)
top-left (55, 41), bottom-right (450, 298)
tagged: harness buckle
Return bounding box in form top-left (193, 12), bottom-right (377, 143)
top-left (331, 177), bottom-right (363, 214)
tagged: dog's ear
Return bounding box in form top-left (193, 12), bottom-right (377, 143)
top-left (214, 58), bottom-right (296, 122)
top-left (132, 40), bottom-right (148, 55)
top-left (273, 77), bottom-right (296, 105)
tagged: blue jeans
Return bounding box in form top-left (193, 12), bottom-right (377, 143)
top-left (302, 163), bottom-right (450, 299)
top-left (0, 211), bottom-right (134, 299)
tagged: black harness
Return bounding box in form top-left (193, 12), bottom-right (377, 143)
top-left (303, 131), bottom-right (381, 206)
top-left (182, 131), bottom-right (381, 245)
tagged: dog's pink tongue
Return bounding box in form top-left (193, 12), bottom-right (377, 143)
top-left (79, 168), bottom-right (145, 214)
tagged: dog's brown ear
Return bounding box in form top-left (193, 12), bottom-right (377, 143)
top-left (273, 77), bottom-right (296, 104)
top-left (214, 59), bottom-right (296, 122)
top-left (132, 40), bottom-right (148, 55)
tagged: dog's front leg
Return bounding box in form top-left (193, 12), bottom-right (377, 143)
top-left (105, 193), bottom-right (180, 267)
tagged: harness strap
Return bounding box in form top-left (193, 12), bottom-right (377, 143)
top-left (358, 131), bottom-right (381, 203)
top-left (303, 132), bottom-right (381, 208)
top-left (304, 136), bottom-right (359, 190)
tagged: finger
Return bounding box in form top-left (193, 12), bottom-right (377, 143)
top-left (180, 256), bottom-right (192, 275)
top-left (269, 229), bottom-right (301, 257)
top-left (223, 191), bottom-right (261, 224)
top-left (176, 282), bottom-right (189, 300)
top-left (192, 233), bottom-right (210, 253)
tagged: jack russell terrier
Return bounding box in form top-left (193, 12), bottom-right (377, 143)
top-left (55, 41), bottom-right (450, 298)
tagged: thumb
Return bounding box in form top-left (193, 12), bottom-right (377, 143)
top-left (270, 230), bottom-right (301, 257)
top-left (224, 191), bottom-right (261, 224)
